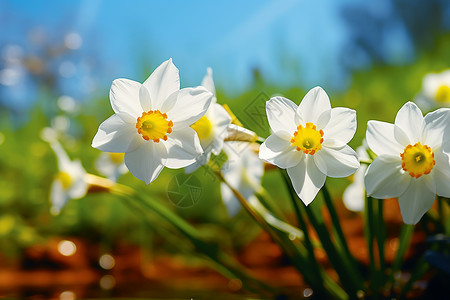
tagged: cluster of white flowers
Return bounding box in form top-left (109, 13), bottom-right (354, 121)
top-left (47, 58), bottom-right (447, 226)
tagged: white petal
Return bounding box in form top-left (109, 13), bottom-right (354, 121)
top-left (322, 107), bottom-right (357, 146)
top-left (432, 152), bottom-right (450, 197)
top-left (364, 155), bottom-right (410, 198)
top-left (243, 148), bottom-right (264, 189)
top-left (109, 78), bottom-right (142, 118)
top-left (259, 134), bottom-right (302, 169)
top-left (201, 67), bottom-right (216, 96)
top-left (398, 177), bottom-right (435, 225)
top-left (343, 165), bottom-right (367, 212)
top-left (423, 108), bottom-right (450, 150)
top-left (184, 152), bottom-right (210, 174)
top-left (315, 109), bottom-right (332, 131)
top-left (266, 96), bottom-right (298, 134)
top-left (143, 58), bottom-right (180, 109)
top-left (95, 153), bottom-right (121, 180)
top-left (366, 120), bottom-right (404, 156)
top-left (209, 103), bottom-right (232, 155)
top-left (287, 156), bottom-right (326, 206)
top-left (50, 180), bottom-right (69, 215)
top-left (124, 142), bottom-right (166, 184)
top-left (67, 160), bottom-right (87, 199)
top-left (92, 114), bottom-right (142, 153)
top-left (297, 86), bottom-right (331, 124)
top-left (314, 145), bottom-right (360, 178)
top-left (394, 102), bottom-right (424, 144)
top-left (224, 124), bottom-right (258, 143)
top-left (220, 183), bottom-right (241, 217)
top-left (356, 141), bottom-right (370, 162)
top-left (167, 87), bottom-right (213, 128)
top-left (159, 90), bottom-right (179, 114)
top-left (139, 85), bottom-right (152, 111)
top-left (164, 127), bottom-right (203, 169)
top-left (222, 154), bottom-right (243, 189)
top-left (50, 142), bottom-right (72, 172)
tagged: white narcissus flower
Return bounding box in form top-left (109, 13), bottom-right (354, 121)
top-left (49, 142), bottom-right (87, 215)
top-left (221, 142), bottom-right (264, 217)
top-left (95, 152), bottom-right (128, 182)
top-left (186, 68), bottom-right (232, 173)
top-left (343, 141), bottom-right (370, 212)
top-left (259, 86), bottom-right (360, 205)
top-left (92, 59), bottom-right (213, 184)
top-left (365, 102), bottom-right (450, 225)
top-left (415, 69), bottom-right (450, 110)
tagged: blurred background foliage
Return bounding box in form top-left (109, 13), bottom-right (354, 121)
top-left (0, 0), bottom-right (450, 297)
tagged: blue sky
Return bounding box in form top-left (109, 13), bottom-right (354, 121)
top-left (2, 0), bottom-right (364, 101)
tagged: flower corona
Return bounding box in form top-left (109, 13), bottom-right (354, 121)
top-left (400, 142), bottom-right (435, 178)
top-left (290, 122), bottom-right (324, 155)
top-left (136, 110), bottom-right (173, 142)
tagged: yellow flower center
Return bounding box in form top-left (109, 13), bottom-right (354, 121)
top-left (435, 85), bottom-right (450, 103)
top-left (136, 110), bottom-right (173, 142)
top-left (56, 171), bottom-right (72, 189)
top-left (190, 116), bottom-right (212, 140)
top-left (109, 152), bottom-right (124, 164)
top-left (400, 142), bottom-right (435, 178)
top-left (290, 122), bottom-right (324, 155)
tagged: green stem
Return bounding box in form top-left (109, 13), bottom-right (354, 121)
top-left (375, 198), bottom-right (386, 288)
top-left (113, 183), bottom-right (274, 295)
top-left (219, 170), bottom-right (347, 299)
top-left (322, 184), bottom-right (363, 289)
top-left (364, 196), bottom-right (379, 295)
top-left (307, 198), bottom-right (360, 299)
top-left (280, 170), bottom-right (329, 289)
top-left (390, 224), bottom-right (414, 290)
top-left (280, 171), bottom-right (358, 298)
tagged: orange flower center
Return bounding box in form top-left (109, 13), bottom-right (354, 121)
top-left (290, 122), bottom-right (324, 155)
top-left (136, 110), bottom-right (173, 143)
top-left (400, 142), bottom-right (435, 178)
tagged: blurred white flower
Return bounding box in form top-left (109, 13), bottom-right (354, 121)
top-left (92, 59), bottom-right (213, 184)
top-left (57, 95), bottom-right (77, 113)
top-left (259, 87), bottom-right (360, 205)
top-left (415, 69), bottom-right (450, 110)
top-left (95, 152), bottom-right (128, 182)
top-left (343, 141), bottom-right (370, 212)
top-left (186, 68), bottom-right (232, 173)
top-left (365, 102), bottom-right (450, 224)
top-left (221, 142), bottom-right (264, 217)
top-left (49, 141), bottom-right (87, 215)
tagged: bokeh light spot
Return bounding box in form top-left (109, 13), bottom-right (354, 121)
top-left (99, 253), bottom-right (115, 270)
top-left (59, 290), bottom-right (75, 300)
top-left (57, 240), bottom-right (77, 256)
top-left (100, 275), bottom-right (116, 290)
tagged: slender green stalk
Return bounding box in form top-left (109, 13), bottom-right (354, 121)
top-left (278, 170), bottom-right (359, 297)
top-left (306, 198), bottom-right (361, 299)
top-left (389, 224), bottom-right (414, 289)
top-left (321, 184), bottom-right (363, 288)
top-left (132, 191), bottom-right (276, 294)
top-left (219, 170), bottom-right (347, 299)
top-left (364, 196), bottom-right (379, 295)
top-left (438, 196), bottom-right (444, 228)
top-left (104, 179), bottom-right (275, 295)
top-left (375, 198), bottom-right (386, 288)
top-left (280, 170), bottom-right (329, 291)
